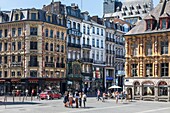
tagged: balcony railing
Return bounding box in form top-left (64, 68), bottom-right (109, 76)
top-left (56, 63), bottom-right (65, 68)
top-left (68, 42), bottom-right (81, 48)
top-left (67, 28), bottom-right (82, 37)
top-left (29, 61), bottom-right (39, 67)
top-left (115, 55), bottom-right (125, 59)
top-left (82, 44), bottom-right (91, 49)
top-left (11, 62), bottom-right (22, 67)
top-left (45, 62), bottom-right (55, 67)
top-left (81, 58), bottom-right (93, 63)
top-left (93, 60), bottom-right (105, 64)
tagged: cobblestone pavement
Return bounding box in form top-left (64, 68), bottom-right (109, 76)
top-left (0, 97), bottom-right (170, 113)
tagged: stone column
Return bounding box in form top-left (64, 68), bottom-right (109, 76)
top-left (140, 85), bottom-right (143, 100)
top-left (154, 86), bottom-right (158, 101)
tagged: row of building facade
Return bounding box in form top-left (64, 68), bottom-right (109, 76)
top-left (0, 1), bottom-right (131, 95)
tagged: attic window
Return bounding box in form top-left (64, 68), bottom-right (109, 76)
top-left (162, 19), bottom-right (166, 29)
top-left (146, 20), bottom-right (151, 30)
top-left (15, 14), bottom-right (19, 21)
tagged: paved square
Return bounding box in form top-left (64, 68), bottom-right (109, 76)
top-left (0, 97), bottom-right (170, 113)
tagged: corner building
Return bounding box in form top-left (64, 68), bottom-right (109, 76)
top-left (125, 0), bottom-right (170, 101)
top-left (0, 8), bottom-right (67, 95)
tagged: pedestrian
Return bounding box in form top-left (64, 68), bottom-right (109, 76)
top-left (75, 92), bottom-right (79, 108)
top-left (79, 92), bottom-right (82, 108)
top-left (25, 89), bottom-right (28, 100)
top-left (69, 93), bottom-right (73, 108)
top-left (102, 92), bottom-right (106, 102)
top-left (63, 92), bottom-right (69, 107)
top-left (82, 92), bottom-right (87, 108)
top-left (115, 91), bottom-right (119, 104)
top-left (97, 89), bottom-right (102, 101)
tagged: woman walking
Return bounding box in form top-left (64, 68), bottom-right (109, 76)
top-left (82, 92), bottom-right (87, 108)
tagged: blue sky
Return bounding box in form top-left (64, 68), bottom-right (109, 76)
top-left (0, 0), bottom-right (159, 17)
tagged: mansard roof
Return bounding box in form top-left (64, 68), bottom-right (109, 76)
top-left (126, 0), bottom-right (170, 36)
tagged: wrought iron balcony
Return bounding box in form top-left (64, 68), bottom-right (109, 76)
top-left (29, 61), bottom-right (39, 67)
top-left (81, 58), bottom-right (93, 63)
top-left (56, 63), bottom-right (65, 68)
top-left (82, 44), bottom-right (91, 49)
top-left (11, 62), bottom-right (22, 67)
top-left (67, 28), bottom-right (82, 37)
top-left (45, 62), bottom-right (55, 67)
top-left (67, 42), bottom-right (81, 48)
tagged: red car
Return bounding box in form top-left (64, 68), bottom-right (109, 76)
top-left (40, 90), bottom-right (61, 100)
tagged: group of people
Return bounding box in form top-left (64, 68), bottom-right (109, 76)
top-left (63, 91), bottom-right (87, 108)
top-left (97, 89), bottom-right (127, 104)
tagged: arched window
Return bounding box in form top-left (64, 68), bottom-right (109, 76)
top-left (142, 81), bottom-right (154, 96)
top-left (61, 45), bottom-right (64, 53)
top-left (134, 81), bottom-right (140, 96)
top-left (158, 81), bottom-right (168, 96)
top-left (56, 45), bottom-right (60, 52)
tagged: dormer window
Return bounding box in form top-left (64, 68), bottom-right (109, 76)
top-left (147, 20), bottom-right (151, 30)
top-left (31, 13), bottom-right (36, 20)
top-left (145, 14), bottom-right (156, 31)
top-left (15, 14), bottom-right (19, 21)
top-left (47, 16), bottom-right (51, 22)
top-left (162, 19), bottom-right (166, 29)
top-left (159, 12), bottom-right (169, 29)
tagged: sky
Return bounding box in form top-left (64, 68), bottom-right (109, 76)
top-left (0, 0), bottom-right (160, 17)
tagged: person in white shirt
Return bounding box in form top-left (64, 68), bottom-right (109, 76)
top-left (82, 92), bottom-right (87, 108)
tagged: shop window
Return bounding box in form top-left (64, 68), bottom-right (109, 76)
top-left (158, 81), bottom-right (168, 96)
top-left (142, 81), bottom-right (154, 96)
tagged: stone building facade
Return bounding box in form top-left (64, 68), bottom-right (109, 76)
top-left (0, 8), bottom-right (67, 95)
top-left (125, 0), bottom-right (170, 101)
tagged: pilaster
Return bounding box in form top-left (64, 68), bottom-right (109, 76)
top-left (154, 86), bottom-right (158, 101)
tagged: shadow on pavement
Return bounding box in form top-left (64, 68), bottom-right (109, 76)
top-left (0, 101), bottom-right (41, 106)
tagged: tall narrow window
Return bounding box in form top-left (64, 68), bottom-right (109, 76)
top-left (50, 43), bottom-right (53, 51)
top-left (101, 40), bottom-right (103, 48)
top-left (131, 64), bottom-right (138, 77)
top-left (161, 63), bottom-right (168, 77)
top-left (61, 32), bottom-right (64, 40)
top-left (77, 23), bottom-right (80, 31)
top-left (15, 14), bottom-right (19, 21)
top-left (93, 27), bottom-right (95, 34)
top-left (92, 39), bottom-right (95, 47)
top-left (83, 37), bottom-right (85, 45)
top-left (146, 42), bottom-right (152, 56)
top-left (67, 20), bottom-right (71, 28)
top-left (146, 64), bottom-right (153, 77)
top-left (50, 30), bottom-right (53, 38)
top-left (132, 44), bottom-right (138, 56)
top-left (18, 28), bottom-right (22, 36)
top-left (47, 16), bottom-right (51, 22)
top-left (5, 29), bottom-right (8, 37)
top-left (87, 27), bottom-right (90, 35)
top-left (30, 42), bottom-right (37, 50)
top-left (97, 28), bottom-right (99, 35)
top-left (101, 29), bottom-right (103, 36)
top-left (97, 39), bottom-right (99, 48)
top-left (12, 28), bottom-right (16, 37)
top-left (18, 42), bottom-right (21, 50)
top-left (83, 25), bottom-right (86, 34)
top-left (87, 38), bottom-right (89, 45)
top-left (68, 36), bottom-right (71, 43)
top-left (45, 29), bottom-right (48, 37)
top-left (12, 42), bottom-right (15, 51)
top-left (0, 30), bottom-right (2, 38)
top-left (147, 20), bottom-right (151, 30)
top-left (161, 41), bottom-right (168, 54)
top-left (57, 31), bottom-right (60, 39)
top-left (0, 43), bottom-right (2, 51)
top-left (162, 19), bottom-right (166, 29)
top-left (73, 22), bottom-right (76, 29)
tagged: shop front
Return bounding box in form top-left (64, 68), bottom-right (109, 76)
top-left (124, 78), bottom-right (170, 102)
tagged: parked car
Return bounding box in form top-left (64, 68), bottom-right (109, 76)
top-left (40, 90), bottom-right (61, 100)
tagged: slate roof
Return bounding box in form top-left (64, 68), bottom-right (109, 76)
top-left (126, 0), bottom-right (170, 36)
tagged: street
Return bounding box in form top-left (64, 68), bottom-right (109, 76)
top-left (0, 97), bottom-right (170, 113)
